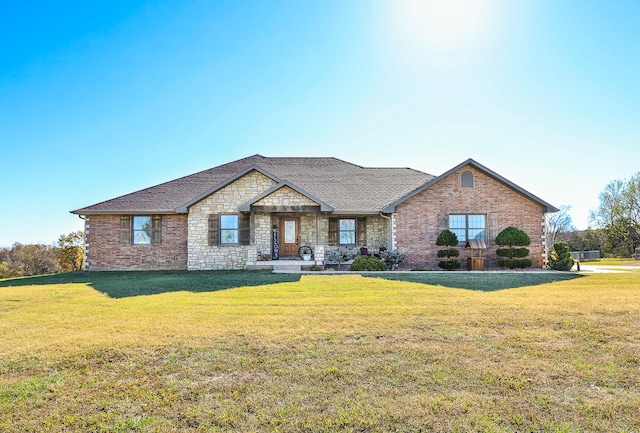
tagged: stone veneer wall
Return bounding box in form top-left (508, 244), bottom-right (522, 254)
top-left (84, 214), bottom-right (188, 270)
top-left (188, 170), bottom-right (277, 270)
top-left (319, 214), bottom-right (390, 254)
top-left (394, 166), bottom-right (548, 270)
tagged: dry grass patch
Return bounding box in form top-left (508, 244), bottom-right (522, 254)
top-left (1, 272), bottom-right (639, 432)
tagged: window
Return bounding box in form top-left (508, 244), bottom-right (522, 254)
top-left (449, 214), bottom-right (485, 244)
top-left (208, 213), bottom-right (250, 246)
top-left (328, 217), bottom-right (366, 246)
top-left (220, 214), bottom-right (239, 245)
top-left (132, 216), bottom-right (152, 244)
top-left (121, 215), bottom-right (161, 246)
top-left (461, 170), bottom-right (474, 188)
top-left (339, 218), bottom-right (356, 245)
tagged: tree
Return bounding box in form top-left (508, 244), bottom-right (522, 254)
top-left (436, 229), bottom-right (460, 270)
top-left (495, 226), bottom-right (532, 269)
top-left (6, 243), bottom-right (60, 276)
top-left (590, 173), bottom-right (640, 256)
top-left (547, 241), bottom-right (574, 271)
top-left (545, 205), bottom-right (575, 249)
top-left (57, 231), bottom-right (85, 271)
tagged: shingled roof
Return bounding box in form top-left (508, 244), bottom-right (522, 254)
top-left (71, 155), bottom-right (435, 215)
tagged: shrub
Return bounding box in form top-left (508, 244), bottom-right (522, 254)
top-left (495, 226), bottom-right (531, 269)
top-left (548, 241), bottom-right (575, 271)
top-left (436, 229), bottom-right (458, 247)
top-left (326, 248), bottom-right (356, 270)
top-left (350, 256), bottom-right (387, 271)
top-left (381, 249), bottom-right (407, 270)
top-left (495, 226), bottom-right (531, 247)
top-left (438, 260), bottom-right (461, 271)
top-left (436, 229), bottom-right (460, 271)
top-left (437, 249), bottom-right (460, 258)
top-left (496, 248), bottom-right (530, 259)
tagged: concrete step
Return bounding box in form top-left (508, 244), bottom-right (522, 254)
top-left (272, 263), bottom-right (302, 272)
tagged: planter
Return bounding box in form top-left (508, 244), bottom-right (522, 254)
top-left (468, 257), bottom-right (485, 271)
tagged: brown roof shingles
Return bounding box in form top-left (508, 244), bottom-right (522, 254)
top-left (72, 155), bottom-right (435, 215)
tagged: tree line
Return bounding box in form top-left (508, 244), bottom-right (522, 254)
top-left (0, 231), bottom-right (84, 279)
top-left (546, 171), bottom-right (640, 257)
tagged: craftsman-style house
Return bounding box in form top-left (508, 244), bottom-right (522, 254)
top-left (72, 155), bottom-right (558, 270)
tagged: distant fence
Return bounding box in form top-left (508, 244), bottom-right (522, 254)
top-left (571, 251), bottom-right (601, 261)
top-left (636, 248), bottom-right (640, 260)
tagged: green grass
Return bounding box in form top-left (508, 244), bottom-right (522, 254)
top-left (0, 270), bottom-right (301, 298)
top-left (0, 270), bottom-right (580, 296)
top-left (1, 271), bottom-right (639, 432)
top-left (582, 258), bottom-right (639, 266)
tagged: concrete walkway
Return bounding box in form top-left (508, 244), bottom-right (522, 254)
top-left (573, 263), bottom-right (640, 273)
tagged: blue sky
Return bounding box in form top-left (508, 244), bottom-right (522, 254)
top-left (1, 0), bottom-right (638, 247)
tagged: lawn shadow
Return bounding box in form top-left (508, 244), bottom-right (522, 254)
top-left (0, 270), bottom-right (302, 298)
top-left (367, 272), bottom-right (583, 292)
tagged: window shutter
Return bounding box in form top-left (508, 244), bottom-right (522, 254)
top-left (239, 213), bottom-right (251, 246)
top-left (438, 213), bottom-right (449, 232)
top-left (357, 217), bottom-right (367, 246)
top-left (151, 216), bottom-right (162, 245)
top-left (208, 214), bottom-right (219, 246)
top-left (328, 217), bottom-right (338, 246)
top-left (119, 216), bottom-right (131, 246)
top-left (488, 213), bottom-right (499, 242)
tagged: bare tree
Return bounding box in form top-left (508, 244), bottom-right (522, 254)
top-left (545, 205), bottom-right (575, 250)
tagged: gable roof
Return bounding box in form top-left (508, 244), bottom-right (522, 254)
top-left (72, 155), bottom-right (435, 215)
top-left (238, 181), bottom-right (334, 212)
top-left (383, 158), bottom-right (559, 213)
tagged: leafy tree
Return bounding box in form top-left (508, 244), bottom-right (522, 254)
top-left (547, 241), bottom-right (575, 271)
top-left (5, 243), bottom-right (61, 277)
top-left (590, 173), bottom-right (640, 256)
top-left (57, 231), bottom-right (84, 271)
top-left (495, 226), bottom-right (532, 269)
top-left (436, 229), bottom-right (460, 270)
top-left (565, 228), bottom-right (604, 253)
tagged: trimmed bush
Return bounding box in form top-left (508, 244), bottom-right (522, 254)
top-left (438, 259), bottom-right (461, 271)
top-left (495, 226), bottom-right (532, 269)
top-left (436, 229), bottom-right (460, 271)
top-left (437, 249), bottom-right (460, 258)
top-left (496, 248), bottom-right (530, 259)
top-left (495, 226), bottom-right (531, 247)
top-left (436, 230), bottom-right (459, 247)
top-left (548, 241), bottom-right (575, 271)
top-left (350, 256), bottom-right (387, 271)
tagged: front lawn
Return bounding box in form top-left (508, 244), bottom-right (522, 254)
top-left (1, 271), bottom-right (639, 432)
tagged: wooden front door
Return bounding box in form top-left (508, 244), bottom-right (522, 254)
top-left (280, 217), bottom-right (299, 257)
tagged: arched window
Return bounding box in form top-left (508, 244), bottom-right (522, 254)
top-left (461, 170), bottom-right (474, 188)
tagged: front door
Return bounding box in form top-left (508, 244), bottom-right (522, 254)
top-left (280, 217), bottom-right (299, 257)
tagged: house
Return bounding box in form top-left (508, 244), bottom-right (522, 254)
top-left (71, 155), bottom-right (558, 271)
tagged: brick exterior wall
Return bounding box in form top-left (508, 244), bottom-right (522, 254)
top-left (84, 215), bottom-right (188, 270)
top-left (394, 166), bottom-right (547, 270)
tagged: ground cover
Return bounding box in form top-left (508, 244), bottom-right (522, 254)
top-left (1, 271), bottom-right (639, 432)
